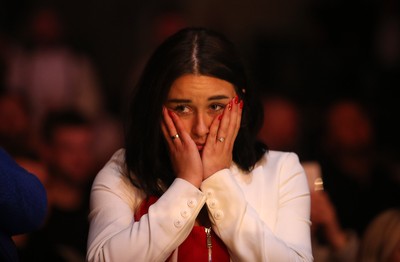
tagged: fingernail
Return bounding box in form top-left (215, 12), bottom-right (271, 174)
top-left (240, 100), bottom-right (244, 109)
top-left (218, 113), bottom-right (223, 120)
top-left (234, 95), bottom-right (239, 104)
top-left (168, 109), bottom-right (174, 118)
top-left (228, 101), bottom-right (232, 111)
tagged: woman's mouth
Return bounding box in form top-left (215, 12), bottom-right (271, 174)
top-left (196, 144), bottom-right (204, 151)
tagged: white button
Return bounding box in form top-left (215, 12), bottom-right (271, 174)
top-left (180, 209), bottom-right (189, 218)
top-left (174, 219), bottom-right (183, 228)
top-left (209, 199), bottom-right (217, 208)
top-left (187, 199), bottom-right (197, 208)
top-left (214, 210), bottom-right (224, 220)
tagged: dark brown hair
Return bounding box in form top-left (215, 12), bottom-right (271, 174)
top-left (124, 27), bottom-right (266, 196)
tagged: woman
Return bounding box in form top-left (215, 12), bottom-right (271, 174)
top-left (87, 27), bottom-right (312, 262)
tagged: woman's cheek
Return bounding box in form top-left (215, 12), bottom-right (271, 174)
top-left (179, 117), bottom-right (193, 134)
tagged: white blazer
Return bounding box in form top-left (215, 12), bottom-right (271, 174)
top-left (87, 149), bottom-right (313, 262)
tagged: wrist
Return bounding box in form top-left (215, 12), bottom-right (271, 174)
top-left (326, 226), bottom-right (348, 250)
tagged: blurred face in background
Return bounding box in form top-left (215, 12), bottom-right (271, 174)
top-left (325, 101), bottom-right (373, 152)
top-left (0, 95), bottom-right (30, 142)
top-left (30, 8), bottom-right (64, 45)
top-left (48, 125), bottom-right (96, 185)
top-left (258, 97), bottom-right (300, 151)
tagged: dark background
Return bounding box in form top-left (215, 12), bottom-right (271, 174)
top-left (1, 0), bottom-right (399, 158)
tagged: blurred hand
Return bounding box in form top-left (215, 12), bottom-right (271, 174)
top-left (311, 191), bottom-right (348, 250)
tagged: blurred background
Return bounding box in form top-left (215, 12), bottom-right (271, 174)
top-left (1, 0), bottom-right (399, 154)
top-left (0, 0), bottom-right (399, 261)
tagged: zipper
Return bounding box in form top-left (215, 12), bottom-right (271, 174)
top-left (205, 227), bottom-right (212, 262)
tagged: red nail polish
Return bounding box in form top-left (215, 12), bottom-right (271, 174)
top-left (234, 95), bottom-right (239, 104)
top-left (168, 110), bottom-right (174, 118)
top-left (228, 101), bottom-right (232, 111)
top-left (218, 114), bottom-right (223, 120)
top-left (240, 100), bottom-right (244, 109)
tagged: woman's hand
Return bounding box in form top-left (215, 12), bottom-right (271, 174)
top-left (202, 96), bottom-right (243, 180)
top-left (161, 107), bottom-right (203, 188)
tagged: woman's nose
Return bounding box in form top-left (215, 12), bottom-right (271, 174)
top-left (192, 113), bottom-right (210, 138)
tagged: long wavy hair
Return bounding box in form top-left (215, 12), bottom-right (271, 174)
top-left (124, 27), bottom-right (266, 197)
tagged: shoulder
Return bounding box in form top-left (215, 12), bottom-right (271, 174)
top-left (0, 148), bottom-right (47, 234)
top-left (250, 150), bottom-right (307, 188)
top-left (256, 150), bottom-right (303, 171)
top-left (93, 148), bottom-right (127, 186)
top-left (0, 148), bottom-right (46, 195)
top-left (91, 148), bottom-right (144, 206)
top-left (252, 150), bottom-right (310, 197)
top-left (232, 150), bottom-right (304, 182)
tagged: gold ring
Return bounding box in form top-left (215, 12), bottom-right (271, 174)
top-left (217, 137), bottom-right (225, 143)
top-left (171, 134), bottom-right (179, 140)
top-left (314, 178), bottom-right (324, 191)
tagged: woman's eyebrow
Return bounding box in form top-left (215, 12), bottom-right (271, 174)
top-left (167, 95), bottom-right (230, 103)
top-left (167, 98), bottom-right (191, 103)
top-left (208, 95), bottom-right (230, 101)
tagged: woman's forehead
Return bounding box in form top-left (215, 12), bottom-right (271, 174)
top-left (168, 75), bottom-right (236, 99)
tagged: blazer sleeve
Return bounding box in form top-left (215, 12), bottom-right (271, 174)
top-left (86, 152), bottom-right (207, 262)
top-left (201, 152), bottom-right (313, 262)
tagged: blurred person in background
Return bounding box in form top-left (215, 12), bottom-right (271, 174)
top-left (0, 93), bottom-right (37, 157)
top-left (0, 147), bottom-right (47, 262)
top-left (257, 94), bottom-right (304, 155)
top-left (4, 5), bottom-right (104, 140)
top-left (316, 98), bottom-right (400, 238)
top-left (305, 162), bottom-right (360, 262)
top-left (3, 4), bottom-right (123, 171)
top-left (358, 208), bottom-right (400, 262)
top-left (11, 154), bottom-right (49, 257)
top-left (258, 94), bottom-right (359, 261)
top-left (18, 109), bottom-right (98, 262)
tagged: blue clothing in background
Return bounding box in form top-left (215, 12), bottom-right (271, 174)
top-left (0, 148), bottom-right (47, 262)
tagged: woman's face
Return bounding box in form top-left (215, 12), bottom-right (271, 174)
top-left (165, 74), bottom-right (236, 149)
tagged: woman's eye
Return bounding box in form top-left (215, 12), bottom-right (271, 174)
top-left (210, 104), bottom-right (225, 111)
top-left (173, 105), bottom-right (191, 115)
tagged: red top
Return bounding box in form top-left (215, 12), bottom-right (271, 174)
top-left (134, 196), bottom-right (230, 261)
